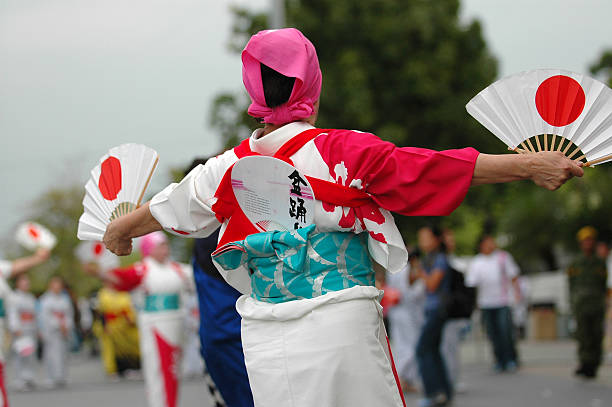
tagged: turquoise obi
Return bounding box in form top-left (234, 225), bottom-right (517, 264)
top-left (213, 225), bottom-right (375, 304)
top-left (144, 293), bottom-right (180, 312)
top-left (0, 299), bottom-right (4, 318)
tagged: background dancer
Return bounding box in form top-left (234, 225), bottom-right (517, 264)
top-left (86, 232), bottom-right (193, 407)
top-left (386, 249), bottom-right (425, 394)
top-left (39, 276), bottom-right (73, 389)
top-left (0, 248), bottom-right (50, 405)
top-left (8, 275), bottom-right (38, 391)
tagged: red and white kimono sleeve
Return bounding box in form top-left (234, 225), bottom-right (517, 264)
top-left (314, 130), bottom-right (479, 216)
top-left (311, 130), bottom-right (479, 272)
top-left (149, 149), bottom-right (239, 238)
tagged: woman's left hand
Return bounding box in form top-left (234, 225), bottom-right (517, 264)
top-left (103, 217), bottom-right (133, 256)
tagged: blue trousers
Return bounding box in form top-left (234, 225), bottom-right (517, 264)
top-left (416, 308), bottom-right (452, 399)
top-left (193, 260), bottom-right (254, 407)
top-left (481, 306), bottom-right (517, 369)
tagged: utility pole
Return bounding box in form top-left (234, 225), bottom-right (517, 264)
top-left (270, 0), bottom-right (285, 29)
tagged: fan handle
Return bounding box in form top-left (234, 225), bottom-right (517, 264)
top-left (136, 155), bottom-right (159, 207)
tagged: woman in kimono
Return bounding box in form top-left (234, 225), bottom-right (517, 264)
top-left (386, 252), bottom-right (426, 394)
top-left (86, 231), bottom-right (192, 407)
top-left (95, 282), bottom-right (140, 377)
top-left (39, 276), bottom-right (74, 388)
top-left (8, 275), bottom-right (38, 391)
top-left (102, 28), bottom-right (582, 407)
top-left (0, 248), bottom-right (49, 405)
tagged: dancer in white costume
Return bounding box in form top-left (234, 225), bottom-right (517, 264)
top-left (182, 290), bottom-right (203, 378)
top-left (386, 262), bottom-right (425, 393)
top-left (0, 248), bottom-right (49, 405)
top-left (88, 232), bottom-right (193, 407)
top-left (8, 275), bottom-right (38, 390)
top-left (39, 277), bottom-right (74, 388)
top-left (102, 28), bottom-right (582, 407)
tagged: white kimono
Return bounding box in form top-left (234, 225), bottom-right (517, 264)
top-left (181, 291), bottom-right (203, 378)
top-left (39, 291), bottom-right (74, 386)
top-left (8, 290), bottom-right (38, 388)
top-left (147, 123), bottom-right (478, 406)
top-left (386, 266), bottom-right (425, 385)
top-left (111, 258), bottom-right (193, 407)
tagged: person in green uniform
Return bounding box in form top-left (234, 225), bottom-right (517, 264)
top-left (567, 226), bottom-right (608, 379)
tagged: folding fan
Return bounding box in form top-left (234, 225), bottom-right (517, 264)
top-left (466, 69), bottom-right (612, 166)
top-left (77, 143), bottom-right (159, 241)
top-left (75, 241), bottom-right (119, 271)
top-left (15, 221), bottom-right (57, 251)
top-left (231, 156), bottom-right (315, 232)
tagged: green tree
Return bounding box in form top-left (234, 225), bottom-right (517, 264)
top-left (590, 49), bottom-right (612, 86)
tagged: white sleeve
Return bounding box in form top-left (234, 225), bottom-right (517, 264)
top-left (180, 263), bottom-right (195, 292)
top-left (0, 260), bottom-right (12, 279)
top-left (465, 260), bottom-right (479, 287)
top-left (7, 294), bottom-right (20, 333)
top-left (504, 252), bottom-right (520, 279)
top-left (149, 150), bottom-right (238, 238)
top-left (65, 298), bottom-right (74, 330)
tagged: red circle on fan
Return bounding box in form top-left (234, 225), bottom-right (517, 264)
top-left (535, 75), bottom-right (585, 127)
top-left (99, 156), bottom-right (122, 200)
top-left (27, 225), bottom-right (40, 240)
top-left (93, 242), bottom-right (104, 256)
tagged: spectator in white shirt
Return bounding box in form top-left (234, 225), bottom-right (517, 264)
top-left (466, 235), bottom-right (521, 372)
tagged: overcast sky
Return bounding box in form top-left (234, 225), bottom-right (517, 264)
top-left (1, 0), bottom-right (611, 244)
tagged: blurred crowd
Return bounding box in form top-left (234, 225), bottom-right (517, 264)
top-left (3, 270), bottom-right (202, 391)
top-left (1, 223), bottom-right (610, 407)
top-left (380, 226), bottom-right (612, 406)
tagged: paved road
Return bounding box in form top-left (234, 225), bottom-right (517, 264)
top-left (6, 355), bottom-right (215, 407)
top-left (5, 340), bottom-right (612, 407)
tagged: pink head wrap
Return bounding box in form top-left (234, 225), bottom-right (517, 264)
top-left (242, 28), bottom-right (322, 125)
top-left (139, 231), bottom-right (168, 258)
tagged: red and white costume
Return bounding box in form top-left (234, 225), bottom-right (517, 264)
top-left (110, 255), bottom-right (193, 407)
top-left (148, 122), bottom-right (478, 407)
top-left (39, 290), bottom-right (74, 387)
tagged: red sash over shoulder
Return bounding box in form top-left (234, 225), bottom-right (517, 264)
top-left (212, 128), bottom-right (374, 247)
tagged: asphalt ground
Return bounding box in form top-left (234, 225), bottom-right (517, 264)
top-left (5, 339), bottom-right (612, 407)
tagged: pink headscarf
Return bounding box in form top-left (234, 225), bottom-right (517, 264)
top-left (242, 28), bottom-right (322, 125)
top-left (139, 231), bottom-right (168, 258)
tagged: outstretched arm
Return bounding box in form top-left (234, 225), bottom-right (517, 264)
top-left (471, 151), bottom-right (583, 190)
top-left (103, 202), bottom-right (162, 256)
top-left (9, 248), bottom-right (50, 278)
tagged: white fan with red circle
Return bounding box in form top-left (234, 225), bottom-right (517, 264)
top-left (77, 143), bottom-right (159, 241)
top-left (15, 221), bottom-right (57, 251)
top-left (466, 69), bottom-right (612, 166)
top-left (75, 241), bottom-right (119, 271)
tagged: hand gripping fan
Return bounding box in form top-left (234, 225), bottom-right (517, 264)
top-left (75, 241), bottom-right (119, 271)
top-left (15, 221), bottom-right (57, 250)
top-left (466, 69), bottom-right (612, 166)
top-left (77, 143), bottom-right (159, 241)
top-left (231, 156), bottom-right (315, 232)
